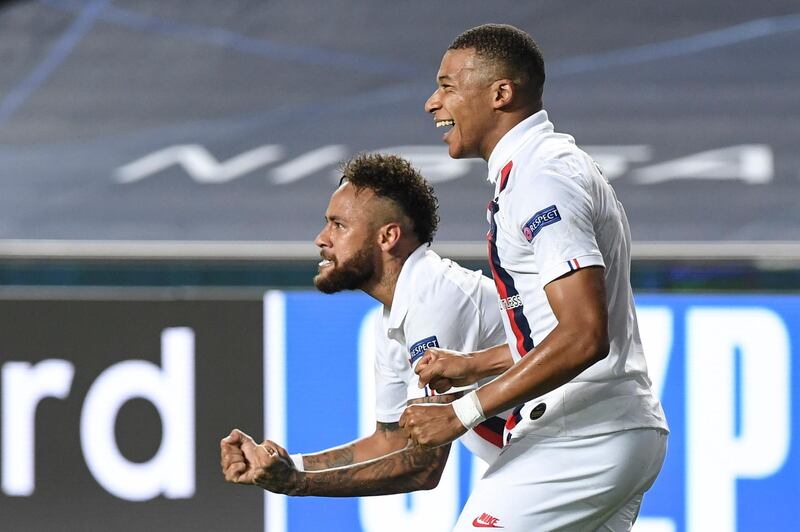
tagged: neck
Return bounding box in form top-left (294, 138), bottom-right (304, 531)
top-left (482, 107), bottom-right (541, 161)
top-left (361, 241), bottom-right (417, 307)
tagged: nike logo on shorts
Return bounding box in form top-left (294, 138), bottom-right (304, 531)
top-left (472, 512), bottom-right (504, 528)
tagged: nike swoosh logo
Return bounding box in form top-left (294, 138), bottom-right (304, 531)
top-left (472, 518), bottom-right (503, 528)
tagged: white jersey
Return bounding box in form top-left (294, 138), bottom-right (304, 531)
top-left (485, 110), bottom-right (668, 440)
top-left (373, 245), bottom-right (508, 463)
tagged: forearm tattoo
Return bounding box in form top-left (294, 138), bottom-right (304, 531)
top-left (299, 443), bottom-right (450, 497)
top-left (256, 395), bottom-right (462, 497)
top-left (255, 421), bottom-right (450, 497)
top-left (301, 421), bottom-right (403, 471)
top-left (406, 390), bottom-right (464, 406)
top-left (302, 445), bottom-right (356, 470)
top-left (377, 421), bottom-right (402, 432)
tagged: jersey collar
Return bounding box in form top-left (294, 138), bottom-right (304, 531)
top-left (487, 109), bottom-right (552, 184)
top-left (385, 244), bottom-right (431, 332)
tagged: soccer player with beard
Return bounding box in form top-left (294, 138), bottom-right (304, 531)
top-left (399, 24), bottom-right (669, 530)
top-left (220, 153), bottom-right (509, 502)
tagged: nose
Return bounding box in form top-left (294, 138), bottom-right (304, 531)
top-left (424, 89), bottom-right (441, 114)
top-left (314, 224), bottom-right (330, 249)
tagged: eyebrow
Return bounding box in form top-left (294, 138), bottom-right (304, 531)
top-left (437, 66), bottom-right (475, 83)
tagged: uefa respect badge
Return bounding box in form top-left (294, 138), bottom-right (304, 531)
top-left (522, 204), bottom-right (561, 242)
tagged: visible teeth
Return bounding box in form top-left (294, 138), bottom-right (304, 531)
top-left (319, 259), bottom-right (333, 267)
top-left (436, 119), bottom-right (455, 128)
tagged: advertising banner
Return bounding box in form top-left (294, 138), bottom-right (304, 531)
top-left (0, 298), bottom-right (265, 531)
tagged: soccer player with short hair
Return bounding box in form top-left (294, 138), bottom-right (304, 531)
top-left (220, 153), bottom-right (508, 497)
top-left (400, 24), bottom-right (669, 530)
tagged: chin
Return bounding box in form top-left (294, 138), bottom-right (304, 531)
top-left (312, 271), bottom-right (331, 291)
top-left (446, 136), bottom-right (478, 159)
top-left (448, 144), bottom-right (466, 159)
top-left (448, 145), bottom-right (478, 160)
top-left (313, 275), bottom-right (339, 294)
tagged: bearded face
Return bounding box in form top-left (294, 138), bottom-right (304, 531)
top-left (313, 243), bottom-right (377, 294)
top-left (314, 182), bottom-right (386, 294)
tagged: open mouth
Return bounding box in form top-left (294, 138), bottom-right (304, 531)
top-left (435, 119), bottom-right (455, 140)
top-left (318, 259), bottom-right (334, 269)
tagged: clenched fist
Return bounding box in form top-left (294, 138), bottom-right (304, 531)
top-left (415, 348), bottom-right (478, 393)
top-left (399, 403), bottom-right (466, 448)
top-left (220, 429), bottom-right (304, 495)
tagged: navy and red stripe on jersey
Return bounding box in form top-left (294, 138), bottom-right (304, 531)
top-left (487, 161), bottom-right (535, 357)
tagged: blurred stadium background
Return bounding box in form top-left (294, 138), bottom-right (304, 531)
top-left (1, 1), bottom-right (798, 530)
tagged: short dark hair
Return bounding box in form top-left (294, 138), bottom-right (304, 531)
top-left (449, 23), bottom-right (545, 105)
top-left (340, 153), bottom-right (439, 246)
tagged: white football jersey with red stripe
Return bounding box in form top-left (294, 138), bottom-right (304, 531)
top-left (485, 110), bottom-right (668, 440)
top-left (372, 245), bottom-right (510, 463)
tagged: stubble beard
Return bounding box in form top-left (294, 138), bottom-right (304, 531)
top-left (313, 245), bottom-right (376, 294)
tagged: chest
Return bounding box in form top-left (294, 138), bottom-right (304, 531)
top-left (487, 191), bottom-right (540, 276)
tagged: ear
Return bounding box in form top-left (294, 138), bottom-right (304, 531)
top-left (377, 222), bottom-right (403, 252)
top-left (491, 79), bottom-right (515, 110)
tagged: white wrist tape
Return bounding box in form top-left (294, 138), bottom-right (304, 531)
top-left (289, 453), bottom-right (304, 472)
top-left (452, 390), bottom-right (486, 430)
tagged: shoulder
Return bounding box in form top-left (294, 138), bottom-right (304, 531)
top-left (513, 131), bottom-right (595, 179)
top-left (507, 147), bottom-right (594, 205)
top-left (407, 255), bottom-right (483, 316)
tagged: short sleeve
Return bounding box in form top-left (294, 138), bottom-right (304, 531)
top-left (403, 282), bottom-right (483, 394)
top-left (514, 172), bottom-right (605, 285)
top-left (373, 333), bottom-right (409, 423)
